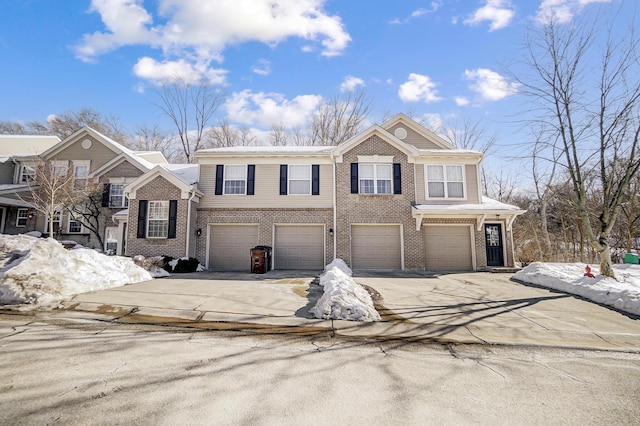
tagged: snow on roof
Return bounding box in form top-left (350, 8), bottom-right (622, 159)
top-left (418, 148), bottom-right (482, 155)
top-left (94, 130), bottom-right (157, 170)
top-left (134, 151), bottom-right (168, 164)
top-left (197, 145), bottom-right (334, 154)
top-left (414, 196), bottom-right (524, 212)
top-left (159, 164), bottom-right (199, 185)
top-left (0, 135), bottom-right (60, 156)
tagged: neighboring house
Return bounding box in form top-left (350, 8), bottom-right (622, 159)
top-left (0, 135), bottom-right (61, 234)
top-left (186, 113), bottom-right (525, 272)
top-left (0, 128), bottom-right (168, 255)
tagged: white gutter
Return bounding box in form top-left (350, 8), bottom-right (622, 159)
top-left (332, 161), bottom-right (337, 261)
top-left (185, 189), bottom-right (197, 258)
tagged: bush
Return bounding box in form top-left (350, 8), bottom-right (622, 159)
top-left (161, 256), bottom-right (203, 273)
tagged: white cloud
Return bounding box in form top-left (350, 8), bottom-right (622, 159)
top-left (252, 59), bottom-right (271, 76)
top-left (132, 57), bottom-right (228, 85)
top-left (225, 90), bottom-right (323, 128)
top-left (75, 0), bottom-right (350, 82)
top-left (420, 113), bottom-right (445, 132)
top-left (454, 96), bottom-right (470, 106)
top-left (390, 2), bottom-right (442, 24)
top-left (464, 68), bottom-right (519, 101)
top-left (535, 0), bottom-right (612, 24)
top-left (398, 73), bottom-right (442, 103)
top-left (464, 0), bottom-right (515, 31)
top-left (340, 76), bottom-right (365, 93)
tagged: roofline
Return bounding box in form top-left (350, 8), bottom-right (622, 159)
top-left (381, 113), bottom-right (456, 150)
top-left (125, 165), bottom-right (203, 200)
top-left (332, 125), bottom-right (421, 163)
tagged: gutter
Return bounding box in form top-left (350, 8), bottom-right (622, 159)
top-left (332, 161), bottom-right (337, 261)
top-left (185, 189), bottom-right (197, 258)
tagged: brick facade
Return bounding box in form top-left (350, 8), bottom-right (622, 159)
top-left (127, 176), bottom-right (195, 259)
top-left (335, 135), bottom-right (425, 269)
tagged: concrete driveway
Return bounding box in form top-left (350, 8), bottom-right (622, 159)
top-left (63, 270), bottom-right (640, 351)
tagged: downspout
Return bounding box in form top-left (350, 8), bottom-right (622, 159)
top-left (332, 161), bottom-right (337, 261)
top-left (185, 189), bottom-right (197, 258)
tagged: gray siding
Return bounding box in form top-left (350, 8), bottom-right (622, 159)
top-left (387, 123), bottom-right (442, 149)
top-left (48, 136), bottom-right (119, 172)
top-left (415, 163), bottom-right (480, 204)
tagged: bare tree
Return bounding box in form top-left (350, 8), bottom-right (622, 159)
top-left (47, 108), bottom-right (127, 141)
top-left (67, 183), bottom-right (107, 249)
top-left (439, 117), bottom-right (497, 156)
top-left (269, 123), bottom-right (289, 146)
top-left (309, 89), bottom-right (371, 146)
top-left (155, 77), bottom-right (224, 163)
top-left (207, 118), bottom-right (241, 148)
top-left (129, 124), bottom-right (177, 161)
top-left (18, 161), bottom-right (79, 237)
top-left (238, 126), bottom-right (256, 147)
top-left (515, 14), bottom-right (640, 277)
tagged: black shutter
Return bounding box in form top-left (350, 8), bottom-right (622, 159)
top-left (393, 163), bottom-right (402, 194)
top-left (350, 163), bottom-right (359, 194)
top-left (280, 165), bottom-right (288, 195)
top-left (101, 183), bottom-right (111, 207)
top-left (167, 200), bottom-right (177, 239)
top-left (136, 200), bottom-right (147, 238)
top-left (312, 165), bottom-right (320, 195)
top-left (247, 165), bottom-right (255, 195)
top-left (215, 165), bottom-right (224, 195)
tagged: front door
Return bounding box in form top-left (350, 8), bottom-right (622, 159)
top-left (485, 224), bottom-right (504, 267)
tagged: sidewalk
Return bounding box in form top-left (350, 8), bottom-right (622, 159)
top-left (62, 270), bottom-right (640, 351)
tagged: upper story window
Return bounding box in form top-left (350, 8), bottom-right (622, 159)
top-left (350, 161), bottom-right (401, 195)
top-left (51, 161), bottom-right (69, 178)
top-left (20, 164), bottom-right (36, 183)
top-left (288, 165), bottom-right (311, 195)
top-left (426, 165), bottom-right (465, 199)
top-left (109, 184), bottom-right (129, 208)
top-left (73, 161), bottom-right (90, 189)
top-left (359, 164), bottom-right (392, 194)
top-left (68, 215), bottom-right (83, 233)
top-left (215, 164), bottom-right (255, 196)
top-left (16, 208), bottom-right (28, 227)
top-left (224, 165), bottom-right (247, 195)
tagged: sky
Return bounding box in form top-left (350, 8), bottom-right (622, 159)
top-left (0, 0), bottom-right (630, 172)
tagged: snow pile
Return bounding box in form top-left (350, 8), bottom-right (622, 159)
top-left (513, 262), bottom-right (640, 316)
top-left (133, 255), bottom-right (171, 278)
top-left (309, 259), bottom-right (380, 322)
top-left (0, 234), bottom-right (152, 307)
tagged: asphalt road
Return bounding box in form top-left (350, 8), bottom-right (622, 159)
top-left (1, 311), bottom-right (639, 425)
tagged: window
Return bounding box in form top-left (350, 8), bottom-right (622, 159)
top-left (68, 217), bottom-right (82, 233)
top-left (16, 208), bottom-right (28, 227)
top-left (51, 161), bottom-right (68, 178)
top-left (45, 210), bottom-right (61, 235)
top-left (359, 164), bottom-right (392, 194)
top-left (109, 184), bottom-right (128, 207)
top-left (20, 164), bottom-right (36, 183)
top-left (426, 165), bottom-right (465, 199)
top-left (147, 201), bottom-right (169, 238)
top-left (223, 165), bottom-right (247, 195)
top-left (73, 161), bottom-right (90, 189)
top-left (288, 165), bottom-right (311, 195)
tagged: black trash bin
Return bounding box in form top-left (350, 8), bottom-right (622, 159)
top-left (250, 246), bottom-right (272, 274)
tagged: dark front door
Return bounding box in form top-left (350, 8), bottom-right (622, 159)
top-left (485, 224), bottom-right (504, 267)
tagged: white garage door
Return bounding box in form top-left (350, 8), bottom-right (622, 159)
top-left (274, 225), bottom-right (324, 270)
top-left (209, 225), bottom-right (259, 271)
top-left (424, 225), bottom-right (473, 271)
top-left (351, 225), bottom-right (402, 270)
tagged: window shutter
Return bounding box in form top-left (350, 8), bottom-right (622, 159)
top-left (101, 184), bottom-right (111, 207)
top-left (247, 165), bottom-right (255, 195)
top-left (350, 163), bottom-right (358, 194)
top-left (393, 163), bottom-right (402, 195)
top-left (215, 165), bottom-right (224, 195)
top-left (167, 200), bottom-right (177, 239)
top-left (136, 200), bottom-right (147, 238)
top-left (280, 165), bottom-right (288, 195)
top-left (312, 165), bottom-right (320, 195)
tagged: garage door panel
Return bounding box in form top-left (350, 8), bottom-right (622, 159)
top-left (351, 225), bottom-right (402, 270)
top-left (425, 226), bottom-right (472, 271)
top-left (209, 225), bottom-right (259, 271)
top-left (274, 225), bottom-right (324, 270)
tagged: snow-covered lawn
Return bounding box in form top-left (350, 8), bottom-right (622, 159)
top-left (0, 234), bottom-right (152, 308)
top-left (514, 262), bottom-right (640, 316)
top-left (309, 259), bottom-right (380, 321)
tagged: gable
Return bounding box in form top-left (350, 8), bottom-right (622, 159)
top-left (332, 125), bottom-right (420, 163)
top-left (45, 134), bottom-right (119, 170)
top-left (381, 113), bottom-right (456, 150)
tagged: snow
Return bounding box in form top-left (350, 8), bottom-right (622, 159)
top-left (0, 234), bottom-right (152, 308)
top-left (310, 259), bottom-right (380, 322)
top-left (197, 145), bottom-right (334, 154)
top-left (413, 196), bottom-right (524, 212)
top-left (161, 164), bottom-right (199, 185)
top-left (513, 262), bottom-right (640, 316)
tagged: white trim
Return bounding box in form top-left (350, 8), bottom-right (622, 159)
top-left (358, 163), bottom-right (393, 195)
top-left (146, 200), bottom-right (170, 239)
top-left (16, 208), bottom-right (28, 227)
top-left (332, 125), bottom-right (420, 164)
top-left (223, 164), bottom-right (248, 196)
top-left (287, 164), bottom-right (312, 195)
top-left (484, 222), bottom-right (507, 268)
top-left (357, 155), bottom-right (394, 163)
top-left (125, 165), bottom-right (202, 200)
top-left (380, 113), bottom-right (457, 150)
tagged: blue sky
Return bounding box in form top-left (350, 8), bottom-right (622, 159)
top-left (0, 0), bottom-right (627, 168)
